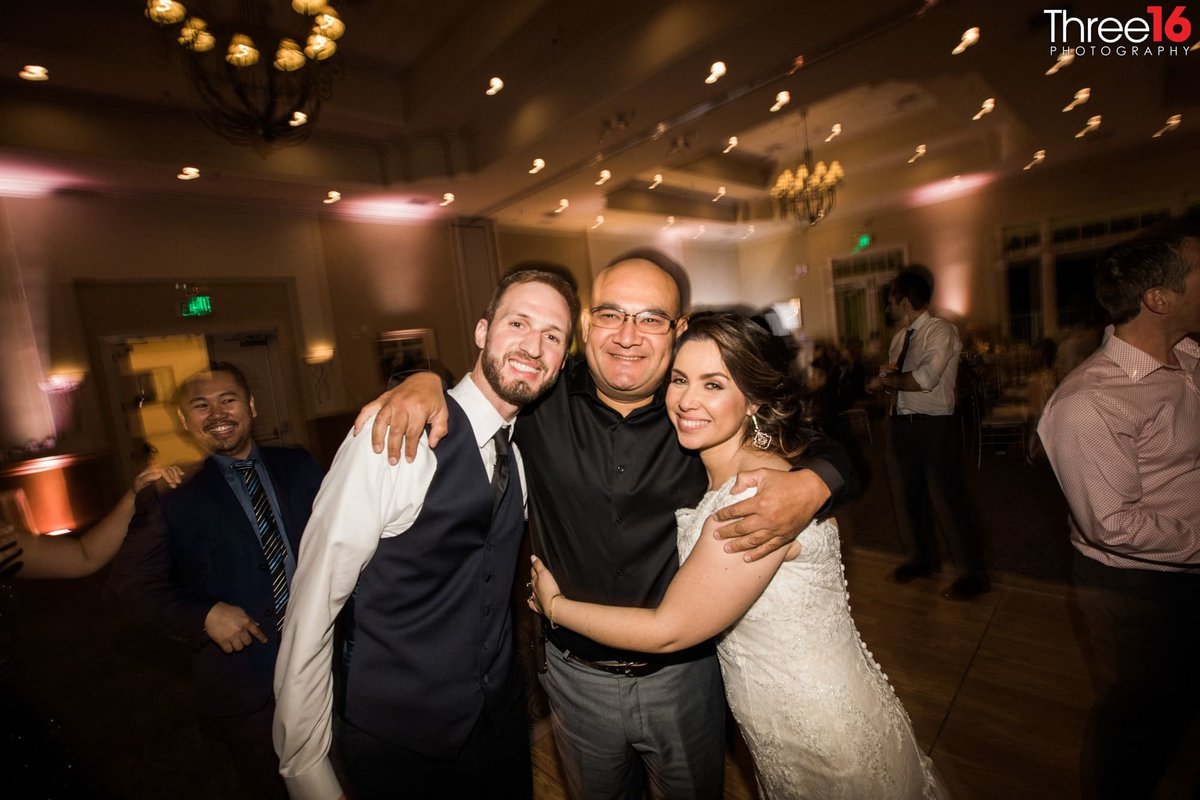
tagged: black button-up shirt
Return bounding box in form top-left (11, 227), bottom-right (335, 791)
top-left (516, 359), bottom-right (856, 663)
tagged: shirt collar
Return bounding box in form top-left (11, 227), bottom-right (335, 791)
top-left (907, 310), bottom-right (932, 332)
top-left (447, 372), bottom-right (513, 448)
top-left (1101, 324), bottom-right (1200, 382)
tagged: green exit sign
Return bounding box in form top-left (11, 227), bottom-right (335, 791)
top-left (851, 233), bottom-right (872, 254)
top-left (181, 295), bottom-right (213, 317)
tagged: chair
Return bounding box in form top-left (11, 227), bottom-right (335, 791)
top-left (964, 371), bottom-right (1028, 467)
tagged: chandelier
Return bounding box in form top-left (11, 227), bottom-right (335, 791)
top-left (769, 111), bottom-right (845, 226)
top-left (144, 1), bottom-right (346, 149)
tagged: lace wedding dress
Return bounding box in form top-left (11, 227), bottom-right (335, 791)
top-left (677, 480), bottom-right (948, 800)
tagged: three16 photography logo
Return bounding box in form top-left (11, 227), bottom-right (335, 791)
top-left (1045, 6), bottom-right (1193, 57)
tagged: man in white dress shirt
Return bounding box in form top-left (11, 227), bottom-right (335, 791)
top-left (273, 269), bottom-right (578, 800)
top-left (871, 265), bottom-right (989, 600)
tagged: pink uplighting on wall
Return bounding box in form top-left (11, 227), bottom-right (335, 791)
top-left (0, 160), bottom-right (88, 198)
top-left (332, 196), bottom-right (443, 223)
top-left (905, 172), bottom-right (993, 209)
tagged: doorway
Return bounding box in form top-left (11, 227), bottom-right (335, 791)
top-left (99, 330), bottom-right (294, 481)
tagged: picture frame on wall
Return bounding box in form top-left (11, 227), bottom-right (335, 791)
top-left (379, 328), bottom-right (438, 389)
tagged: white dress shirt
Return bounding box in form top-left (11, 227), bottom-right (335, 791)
top-left (272, 373), bottom-right (525, 800)
top-left (890, 310), bottom-right (962, 416)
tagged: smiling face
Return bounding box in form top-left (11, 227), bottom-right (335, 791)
top-left (473, 280), bottom-right (573, 417)
top-left (580, 259), bottom-right (681, 414)
top-left (176, 370), bottom-right (257, 459)
top-left (666, 338), bottom-right (755, 459)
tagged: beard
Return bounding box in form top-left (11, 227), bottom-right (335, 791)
top-left (481, 347), bottom-right (548, 406)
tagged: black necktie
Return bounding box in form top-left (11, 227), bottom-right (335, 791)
top-left (892, 328), bottom-right (915, 415)
top-left (232, 460), bottom-right (289, 631)
top-left (491, 426), bottom-right (511, 515)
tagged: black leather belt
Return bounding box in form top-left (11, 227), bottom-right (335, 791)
top-left (564, 652), bottom-right (664, 677)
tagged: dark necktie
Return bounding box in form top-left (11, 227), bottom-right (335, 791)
top-left (491, 426), bottom-right (511, 515)
top-left (892, 327), bottom-right (915, 415)
top-left (232, 460), bottom-right (289, 632)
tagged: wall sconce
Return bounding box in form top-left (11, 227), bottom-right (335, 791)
top-left (723, 136), bottom-right (738, 154)
top-left (38, 371), bottom-right (86, 439)
top-left (770, 91), bottom-right (790, 113)
top-left (712, 186), bottom-right (726, 202)
top-left (649, 174), bottom-right (663, 189)
top-left (304, 347), bottom-right (334, 404)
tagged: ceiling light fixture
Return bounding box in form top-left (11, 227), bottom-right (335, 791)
top-left (712, 186), bottom-right (726, 202)
top-left (741, 224), bottom-right (756, 240)
top-left (1075, 114), bottom-right (1102, 138)
top-left (176, 166), bottom-right (200, 180)
top-left (649, 174), bottom-right (663, 189)
top-left (19, 65), bottom-right (49, 81)
top-left (595, 169), bottom-right (611, 186)
top-left (952, 26), bottom-right (980, 55)
top-left (1045, 50), bottom-right (1075, 75)
top-left (770, 110), bottom-right (844, 226)
top-left (486, 77), bottom-right (504, 95)
top-left (439, 193), bottom-right (455, 206)
top-left (1062, 87), bottom-right (1090, 112)
top-left (770, 91), bottom-right (791, 113)
top-left (323, 190), bottom-right (341, 204)
top-left (825, 123), bottom-right (842, 143)
top-left (723, 136), bottom-right (738, 154)
top-left (554, 199), bottom-right (569, 214)
top-left (705, 61), bottom-right (726, 84)
top-left (972, 97), bottom-right (995, 120)
top-left (529, 158), bottom-right (545, 174)
top-left (908, 144), bottom-right (927, 163)
top-left (662, 215), bottom-right (675, 229)
top-left (692, 225), bottom-right (705, 240)
top-left (144, 1), bottom-right (346, 149)
top-left (768, 109), bottom-right (844, 225)
top-left (1153, 114), bottom-right (1182, 137)
top-left (591, 215), bottom-right (605, 229)
top-left (1023, 149), bottom-right (1046, 170)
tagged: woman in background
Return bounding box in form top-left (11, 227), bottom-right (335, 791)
top-left (530, 312), bottom-right (945, 799)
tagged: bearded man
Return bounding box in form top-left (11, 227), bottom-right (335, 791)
top-left (273, 268), bottom-right (578, 800)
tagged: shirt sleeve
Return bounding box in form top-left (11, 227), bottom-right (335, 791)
top-left (908, 322), bottom-right (960, 392)
top-left (1039, 390), bottom-right (1199, 562)
top-left (273, 420), bottom-right (437, 800)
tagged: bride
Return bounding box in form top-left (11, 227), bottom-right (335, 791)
top-left (530, 312), bottom-right (947, 800)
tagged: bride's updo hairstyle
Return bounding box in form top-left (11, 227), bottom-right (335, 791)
top-left (675, 311), bottom-right (810, 459)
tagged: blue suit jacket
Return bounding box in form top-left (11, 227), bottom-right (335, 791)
top-left (107, 446), bottom-right (323, 716)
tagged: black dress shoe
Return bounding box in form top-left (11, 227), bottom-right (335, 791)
top-left (887, 562), bottom-right (937, 584)
top-left (941, 575), bottom-right (992, 601)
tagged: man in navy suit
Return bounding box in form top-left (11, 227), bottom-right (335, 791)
top-left (108, 362), bottom-right (324, 799)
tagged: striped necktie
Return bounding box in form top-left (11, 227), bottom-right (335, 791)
top-left (232, 460), bottom-right (289, 632)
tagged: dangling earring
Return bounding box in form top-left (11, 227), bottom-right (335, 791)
top-left (750, 414), bottom-right (773, 450)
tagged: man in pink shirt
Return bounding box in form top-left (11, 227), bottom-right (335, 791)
top-left (1039, 221), bottom-right (1200, 800)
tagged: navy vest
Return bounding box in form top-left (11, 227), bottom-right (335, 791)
top-left (337, 396), bottom-right (525, 758)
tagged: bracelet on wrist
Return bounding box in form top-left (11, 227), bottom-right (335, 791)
top-left (548, 593), bottom-right (563, 629)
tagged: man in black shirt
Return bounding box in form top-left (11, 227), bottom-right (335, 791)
top-left (358, 251), bottom-right (857, 799)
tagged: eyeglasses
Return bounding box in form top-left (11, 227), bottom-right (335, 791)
top-left (589, 306), bottom-right (677, 334)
